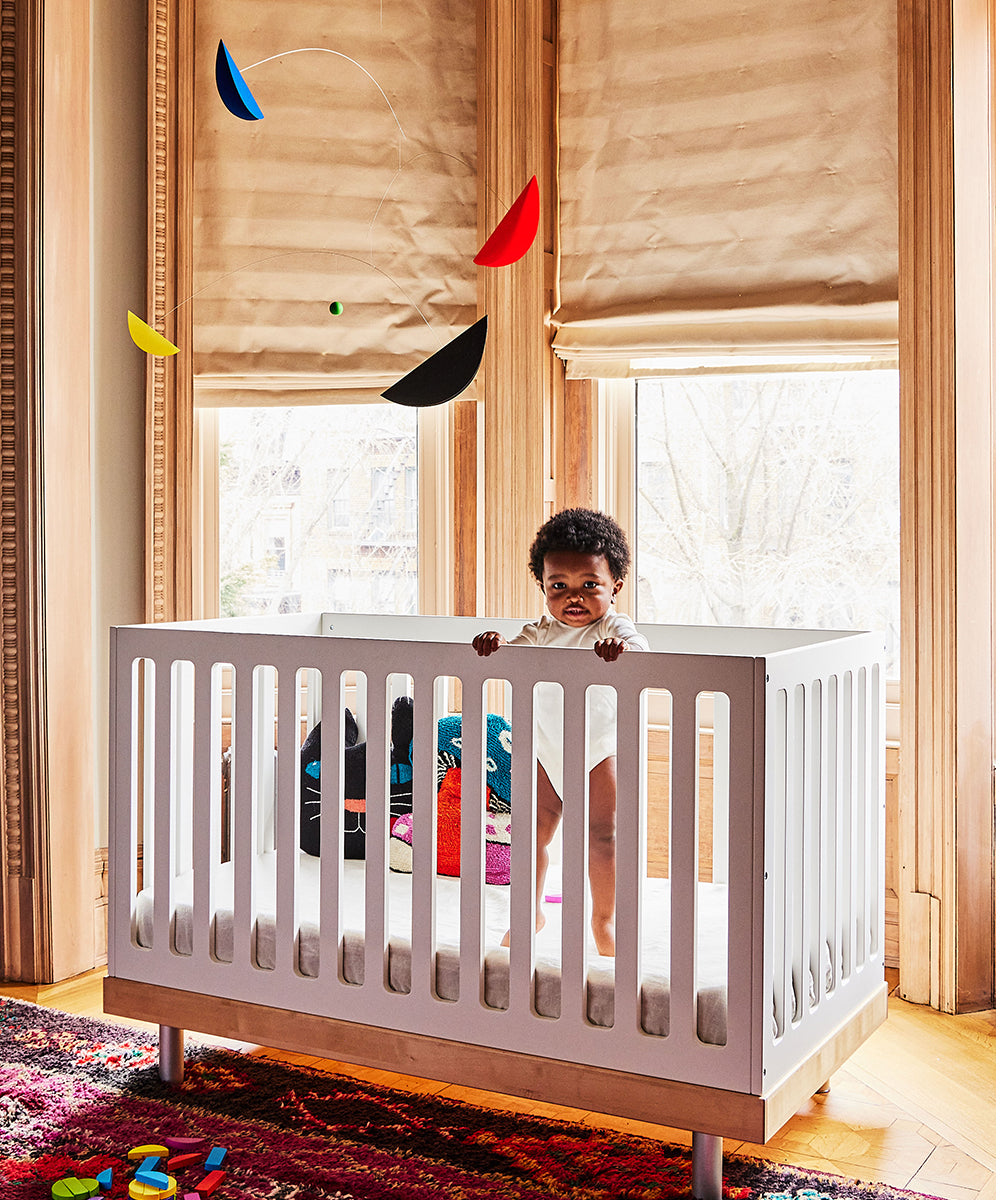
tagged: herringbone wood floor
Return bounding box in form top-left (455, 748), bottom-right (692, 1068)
top-left (1, 969), bottom-right (993, 1198)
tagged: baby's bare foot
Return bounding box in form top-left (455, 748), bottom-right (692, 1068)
top-left (501, 911), bottom-right (546, 946)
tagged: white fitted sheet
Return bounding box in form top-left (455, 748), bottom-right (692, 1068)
top-left (134, 852), bottom-right (738, 1044)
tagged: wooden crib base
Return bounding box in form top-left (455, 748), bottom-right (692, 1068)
top-left (103, 976), bottom-right (886, 1145)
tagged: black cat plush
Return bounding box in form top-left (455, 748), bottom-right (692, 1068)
top-left (299, 696), bottom-right (414, 858)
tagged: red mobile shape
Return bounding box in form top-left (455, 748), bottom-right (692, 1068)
top-left (474, 176), bottom-right (539, 267)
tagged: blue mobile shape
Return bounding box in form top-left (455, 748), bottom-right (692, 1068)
top-left (215, 40), bottom-right (263, 121)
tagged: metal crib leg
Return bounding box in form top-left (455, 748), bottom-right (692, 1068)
top-left (158, 1025), bottom-right (185, 1085)
top-left (815, 1078), bottom-right (832, 1094)
top-left (692, 1131), bottom-right (723, 1200)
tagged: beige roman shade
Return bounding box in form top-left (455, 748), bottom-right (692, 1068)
top-left (552, 0), bottom-right (899, 374)
top-left (192, 0), bottom-right (477, 405)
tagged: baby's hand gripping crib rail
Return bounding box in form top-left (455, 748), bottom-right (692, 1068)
top-left (104, 612), bottom-right (887, 1200)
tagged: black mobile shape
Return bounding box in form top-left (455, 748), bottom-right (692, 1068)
top-left (381, 315), bottom-right (489, 408)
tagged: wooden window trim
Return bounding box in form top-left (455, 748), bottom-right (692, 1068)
top-left (1, 0), bottom-right (97, 983)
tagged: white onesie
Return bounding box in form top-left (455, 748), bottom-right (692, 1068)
top-left (508, 610), bottom-right (649, 794)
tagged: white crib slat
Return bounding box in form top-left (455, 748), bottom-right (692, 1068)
top-left (816, 676), bottom-right (830, 1003)
top-left (318, 675), bottom-right (345, 985)
top-left (561, 682), bottom-right (588, 1024)
top-left (614, 683), bottom-right (642, 1034)
top-left (108, 638), bottom-right (138, 973)
top-left (172, 661), bottom-right (195, 879)
top-left (274, 659), bottom-right (301, 976)
top-left (508, 675), bottom-right (537, 1017)
top-left (835, 672), bottom-right (850, 983)
top-left (856, 668), bottom-right (870, 968)
top-left (802, 681), bottom-right (819, 1014)
top-left (363, 678), bottom-right (389, 990)
top-left (458, 691), bottom-right (484, 1008)
top-left (231, 662), bottom-right (257, 971)
top-left (191, 658), bottom-right (215, 964)
top-left (712, 698), bottom-right (730, 885)
top-left (670, 688), bottom-right (698, 1044)
top-left (820, 675), bottom-right (837, 996)
top-left (869, 664), bottom-right (885, 960)
top-left (152, 658), bottom-right (174, 954)
top-left (410, 676), bottom-right (437, 999)
top-left (844, 670), bottom-right (858, 978)
top-left (784, 686), bottom-right (803, 1023)
top-left (725, 662), bottom-right (761, 1071)
top-left (766, 687), bottom-right (786, 1037)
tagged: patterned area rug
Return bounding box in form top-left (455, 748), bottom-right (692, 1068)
top-left (0, 997), bottom-right (941, 1200)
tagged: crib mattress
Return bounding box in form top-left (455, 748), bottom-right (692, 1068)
top-left (134, 853), bottom-right (735, 1045)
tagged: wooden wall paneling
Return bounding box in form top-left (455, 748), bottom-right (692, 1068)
top-left (557, 378), bottom-right (599, 511)
top-left (898, 0), bottom-right (995, 1012)
top-left (951, 0), bottom-right (995, 1012)
top-left (0, 0), bottom-right (97, 982)
top-left (542, 17), bottom-right (561, 519)
top-left (146, 0), bottom-right (194, 623)
top-left (41, 0), bottom-right (97, 981)
top-left (884, 746), bottom-right (901, 969)
top-left (897, 0), bottom-right (933, 1010)
top-left (452, 399), bottom-right (479, 615)
top-left (478, 0), bottom-right (552, 619)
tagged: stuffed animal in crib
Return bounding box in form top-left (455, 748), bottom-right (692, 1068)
top-left (299, 697), bottom-right (414, 858)
top-left (388, 712), bottom-right (513, 884)
top-left (299, 700), bottom-right (512, 883)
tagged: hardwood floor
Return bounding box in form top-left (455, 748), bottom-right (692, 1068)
top-left (2, 969), bottom-right (994, 1198)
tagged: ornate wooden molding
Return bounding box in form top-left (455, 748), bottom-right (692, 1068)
top-left (0, 0), bottom-right (50, 981)
top-left (0, 0), bottom-right (24, 882)
top-left (146, 0), bottom-right (194, 623)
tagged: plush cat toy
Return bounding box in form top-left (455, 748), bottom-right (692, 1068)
top-left (299, 697), bottom-right (414, 858)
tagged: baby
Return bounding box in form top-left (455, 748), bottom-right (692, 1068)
top-left (473, 508), bottom-right (647, 956)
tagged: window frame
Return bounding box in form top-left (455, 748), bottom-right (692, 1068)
top-left (630, 363), bottom-right (902, 680)
top-left (193, 402), bottom-right (452, 621)
top-left (592, 373), bottom-right (902, 743)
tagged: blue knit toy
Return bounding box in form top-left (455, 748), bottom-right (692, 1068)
top-left (436, 713), bottom-right (512, 813)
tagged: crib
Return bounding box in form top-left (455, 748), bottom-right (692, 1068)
top-left (103, 612), bottom-right (887, 1199)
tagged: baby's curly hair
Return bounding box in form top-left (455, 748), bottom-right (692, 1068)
top-left (528, 508), bottom-right (631, 585)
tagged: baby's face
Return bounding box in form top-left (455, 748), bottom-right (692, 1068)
top-left (540, 550), bottom-right (623, 627)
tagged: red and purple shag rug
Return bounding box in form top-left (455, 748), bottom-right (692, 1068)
top-left (0, 996), bottom-right (942, 1200)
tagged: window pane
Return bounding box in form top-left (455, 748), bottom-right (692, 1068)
top-left (635, 371), bottom-right (900, 676)
top-left (219, 405), bottom-right (418, 617)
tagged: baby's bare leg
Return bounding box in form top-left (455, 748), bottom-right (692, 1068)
top-left (502, 763), bottom-right (562, 945)
top-left (534, 765), bottom-right (563, 929)
top-left (588, 756), bottom-right (617, 956)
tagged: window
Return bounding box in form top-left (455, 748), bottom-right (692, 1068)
top-left (327, 469), bottom-right (351, 530)
top-left (268, 535), bottom-right (287, 576)
top-left (370, 467), bottom-right (397, 531)
top-left (218, 404), bottom-right (419, 618)
top-left (635, 367), bottom-right (901, 676)
top-left (404, 465), bottom-right (418, 532)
